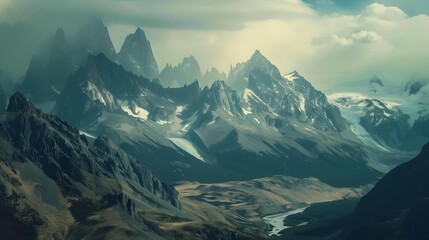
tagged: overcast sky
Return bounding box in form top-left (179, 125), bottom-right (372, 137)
top-left (0, 0), bottom-right (428, 88)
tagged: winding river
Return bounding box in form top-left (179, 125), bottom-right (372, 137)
top-left (263, 207), bottom-right (309, 237)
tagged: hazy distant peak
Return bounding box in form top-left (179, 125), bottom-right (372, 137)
top-left (405, 77), bottom-right (429, 95)
top-left (46, 27), bottom-right (68, 50)
top-left (250, 49), bottom-right (268, 62)
top-left (252, 49), bottom-right (262, 55)
top-left (54, 27), bottom-right (66, 41)
top-left (247, 50), bottom-right (277, 73)
top-left (118, 26), bottom-right (159, 79)
top-left (370, 75), bottom-right (384, 87)
top-left (85, 18), bottom-right (106, 28)
top-left (227, 49), bottom-right (281, 94)
top-left (200, 67), bottom-right (227, 87)
top-left (183, 55), bottom-right (198, 64)
top-left (73, 18), bottom-right (116, 61)
top-left (79, 18), bottom-right (108, 36)
top-left (132, 27), bottom-right (148, 40)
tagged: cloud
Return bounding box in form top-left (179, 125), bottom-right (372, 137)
top-left (362, 3), bottom-right (407, 20)
top-left (328, 30), bottom-right (384, 46)
top-left (351, 30), bottom-right (383, 43)
top-left (0, 0), bottom-right (428, 89)
top-left (331, 34), bottom-right (354, 46)
top-left (0, 0), bottom-right (315, 30)
top-left (298, 4), bottom-right (429, 87)
top-left (303, 0), bottom-right (429, 16)
top-left (0, 0), bottom-right (315, 78)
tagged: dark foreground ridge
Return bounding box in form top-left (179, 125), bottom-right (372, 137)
top-left (339, 142), bottom-right (429, 240)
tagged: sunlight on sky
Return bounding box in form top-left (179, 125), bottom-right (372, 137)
top-left (0, 0), bottom-right (428, 87)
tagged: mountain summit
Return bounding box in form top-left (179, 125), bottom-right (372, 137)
top-left (118, 27), bottom-right (159, 80)
top-left (227, 50), bottom-right (282, 95)
top-left (20, 27), bottom-right (72, 104)
top-left (160, 56), bottom-right (203, 88)
top-left (72, 18), bottom-right (117, 62)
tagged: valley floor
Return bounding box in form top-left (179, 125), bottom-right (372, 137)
top-left (175, 175), bottom-right (372, 238)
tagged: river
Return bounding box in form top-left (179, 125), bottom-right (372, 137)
top-left (262, 207), bottom-right (309, 237)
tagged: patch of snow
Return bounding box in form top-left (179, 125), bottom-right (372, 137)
top-left (284, 72), bottom-right (298, 81)
top-left (304, 127), bottom-right (317, 134)
top-left (299, 95), bottom-right (306, 113)
top-left (176, 105), bottom-right (185, 115)
top-left (329, 95), bottom-right (392, 152)
top-left (117, 123), bottom-right (134, 133)
top-left (121, 105), bottom-right (149, 121)
top-left (168, 138), bottom-right (206, 162)
top-left (84, 80), bottom-right (115, 107)
top-left (206, 120), bottom-right (216, 126)
top-left (372, 100), bottom-right (384, 109)
top-left (181, 123), bottom-right (191, 131)
top-left (128, 55), bottom-right (141, 69)
top-left (79, 130), bottom-right (97, 139)
top-left (254, 117), bottom-right (261, 124)
top-left (243, 107), bottom-right (252, 115)
top-left (156, 120), bottom-right (172, 125)
top-left (181, 113), bottom-right (199, 132)
top-left (243, 88), bottom-right (264, 104)
top-left (51, 85), bottom-right (61, 95)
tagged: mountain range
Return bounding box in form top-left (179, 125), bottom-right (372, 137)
top-left (328, 76), bottom-right (429, 154)
top-left (2, 18), bottom-right (429, 240)
top-left (48, 49), bottom-right (381, 187)
top-left (0, 92), bottom-right (266, 239)
top-left (19, 19), bottom-right (160, 105)
top-left (159, 55), bottom-right (226, 88)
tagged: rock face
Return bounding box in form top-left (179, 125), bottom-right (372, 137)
top-left (118, 28), bottom-right (159, 80)
top-left (185, 80), bottom-right (244, 119)
top-left (0, 86), bottom-right (6, 112)
top-left (53, 53), bottom-right (136, 126)
top-left (359, 99), bottom-right (411, 148)
top-left (230, 50), bottom-right (349, 133)
top-left (53, 53), bottom-right (198, 127)
top-left (53, 53), bottom-right (219, 184)
top-left (160, 56), bottom-right (203, 88)
top-left (228, 50), bottom-right (279, 95)
top-left (20, 28), bottom-right (72, 104)
top-left (254, 69), bottom-right (348, 132)
top-left (339, 142), bottom-right (429, 240)
top-left (0, 92), bottom-right (183, 239)
top-left (177, 52), bottom-right (379, 187)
